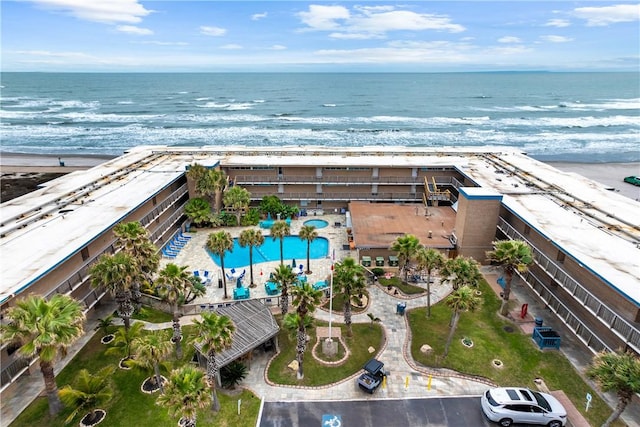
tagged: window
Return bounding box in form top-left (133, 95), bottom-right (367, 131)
top-left (523, 225), bottom-right (531, 235)
top-left (152, 196), bottom-right (157, 206)
top-left (81, 247), bottom-right (89, 261)
top-left (556, 251), bottom-right (565, 263)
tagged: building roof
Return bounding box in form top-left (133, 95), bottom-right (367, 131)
top-left (1, 145), bottom-right (638, 308)
top-left (195, 299), bottom-right (280, 368)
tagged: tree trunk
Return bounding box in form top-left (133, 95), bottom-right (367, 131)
top-left (426, 270), bottom-right (432, 318)
top-left (40, 360), bottom-right (63, 415)
top-left (279, 239), bottom-right (284, 265)
top-left (344, 301), bottom-right (353, 337)
top-left (499, 270), bottom-right (514, 316)
top-left (602, 397), bottom-right (629, 427)
top-left (207, 353), bottom-right (220, 412)
top-left (249, 247), bottom-right (255, 286)
top-left (296, 327), bottom-right (306, 380)
top-left (154, 363), bottom-right (164, 394)
top-left (443, 312), bottom-right (460, 358)
top-left (172, 310), bottom-right (183, 360)
top-left (220, 259), bottom-right (228, 299)
top-left (306, 243), bottom-right (311, 274)
top-left (280, 291), bottom-right (289, 316)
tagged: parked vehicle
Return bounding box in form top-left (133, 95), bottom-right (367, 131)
top-left (623, 175), bottom-right (640, 186)
top-left (480, 387), bottom-right (567, 427)
top-left (357, 359), bottom-right (387, 394)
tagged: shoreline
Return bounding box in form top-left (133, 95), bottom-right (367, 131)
top-left (1, 152), bottom-right (638, 200)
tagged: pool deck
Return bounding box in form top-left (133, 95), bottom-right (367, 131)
top-left (164, 214), bottom-right (354, 304)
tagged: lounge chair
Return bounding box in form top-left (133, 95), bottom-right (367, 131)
top-left (178, 231), bottom-right (192, 240)
top-left (194, 270), bottom-right (200, 277)
top-left (161, 249), bottom-right (177, 259)
top-left (225, 272), bottom-right (234, 281)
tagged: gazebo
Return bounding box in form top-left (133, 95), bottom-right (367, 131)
top-left (194, 299), bottom-right (280, 386)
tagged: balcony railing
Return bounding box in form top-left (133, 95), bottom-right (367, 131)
top-left (497, 217), bottom-right (640, 354)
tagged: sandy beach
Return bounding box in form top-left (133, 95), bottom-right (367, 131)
top-left (1, 152), bottom-right (639, 201)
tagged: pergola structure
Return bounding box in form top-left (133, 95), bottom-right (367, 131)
top-left (194, 299), bottom-right (280, 386)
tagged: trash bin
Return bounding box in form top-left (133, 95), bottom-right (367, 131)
top-left (396, 302), bottom-right (406, 315)
top-left (534, 317), bottom-right (543, 327)
top-left (218, 278), bottom-right (223, 289)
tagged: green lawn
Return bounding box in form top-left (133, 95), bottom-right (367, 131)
top-left (408, 280), bottom-right (624, 427)
top-left (10, 329), bottom-right (260, 427)
top-left (267, 318), bottom-right (384, 386)
top-left (378, 277), bottom-right (425, 295)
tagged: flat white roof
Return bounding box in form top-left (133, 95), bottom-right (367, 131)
top-left (2, 145), bottom-right (638, 308)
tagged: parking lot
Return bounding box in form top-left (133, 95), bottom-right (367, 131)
top-left (259, 396), bottom-right (495, 427)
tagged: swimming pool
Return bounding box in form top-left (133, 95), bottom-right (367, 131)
top-left (303, 219), bottom-right (329, 229)
top-left (207, 235), bottom-right (329, 268)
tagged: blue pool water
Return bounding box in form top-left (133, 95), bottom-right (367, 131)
top-left (303, 219), bottom-right (329, 229)
top-left (207, 235), bottom-right (329, 268)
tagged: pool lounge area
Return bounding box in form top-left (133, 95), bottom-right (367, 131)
top-left (165, 213), bottom-right (356, 307)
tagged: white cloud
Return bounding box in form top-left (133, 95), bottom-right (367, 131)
top-left (220, 44), bottom-right (243, 50)
top-left (297, 5), bottom-right (350, 31)
top-left (26, 0), bottom-right (152, 24)
top-left (540, 35), bottom-right (573, 43)
top-left (200, 26), bottom-right (227, 36)
top-left (329, 32), bottom-right (384, 40)
top-left (498, 36), bottom-right (522, 43)
top-left (573, 4), bottom-right (640, 26)
top-left (544, 19), bottom-right (571, 28)
top-left (268, 45), bottom-right (287, 50)
top-left (10, 49), bottom-right (95, 59)
top-left (251, 12), bottom-right (268, 21)
top-left (116, 25), bottom-right (153, 35)
top-left (297, 4), bottom-right (464, 39)
top-left (134, 41), bottom-right (188, 46)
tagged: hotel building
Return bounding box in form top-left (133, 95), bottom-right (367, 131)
top-left (1, 145), bottom-right (638, 393)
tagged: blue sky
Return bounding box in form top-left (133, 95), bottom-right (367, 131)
top-left (1, 1), bottom-right (638, 72)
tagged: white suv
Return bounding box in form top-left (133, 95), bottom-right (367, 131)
top-left (481, 387), bottom-right (567, 427)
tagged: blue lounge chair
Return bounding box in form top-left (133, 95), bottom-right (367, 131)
top-left (194, 271), bottom-right (200, 277)
top-left (162, 249), bottom-right (177, 259)
top-left (225, 272), bottom-right (234, 281)
top-left (179, 231), bottom-right (192, 240)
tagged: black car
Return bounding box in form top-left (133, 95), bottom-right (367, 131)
top-left (357, 359), bottom-right (387, 394)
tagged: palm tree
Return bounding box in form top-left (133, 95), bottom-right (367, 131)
top-left (223, 185), bottom-right (251, 225)
top-left (90, 251), bottom-right (140, 330)
top-left (239, 228), bottom-right (264, 287)
top-left (206, 231), bottom-right (234, 299)
top-left (333, 257), bottom-right (367, 337)
top-left (198, 169), bottom-right (227, 212)
top-left (105, 322), bottom-right (144, 363)
top-left (440, 256), bottom-right (483, 291)
top-left (157, 365), bottom-right (210, 427)
top-left (186, 162), bottom-right (208, 187)
top-left (486, 239), bottom-right (533, 316)
top-left (415, 246), bottom-right (445, 318)
top-left (59, 366), bottom-right (115, 426)
top-left (586, 350), bottom-right (640, 427)
top-left (0, 294), bottom-right (85, 416)
top-left (272, 263), bottom-right (297, 316)
top-left (367, 313), bottom-right (381, 329)
top-left (443, 286), bottom-right (481, 358)
top-left (192, 312), bottom-right (235, 412)
top-left (156, 263), bottom-right (193, 359)
top-left (270, 220), bottom-right (291, 265)
top-left (113, 221), bottom-right (159, 309)
top-left (184, 198), bottom-right (213, 227)
top-left (389, 234), bottom-right (421, 282)
top-left (129, 329), bottom-right (173, 394)
top-left (290, 282), bottom-right (323, 379)
top-left (299, 224), bottom-right (318, 274)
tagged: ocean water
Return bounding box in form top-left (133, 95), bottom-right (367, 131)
top-left (1, 72), bottom-right (638, 162)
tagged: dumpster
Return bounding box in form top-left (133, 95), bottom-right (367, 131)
top-left (396, 302), bottom-right (406, 315)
